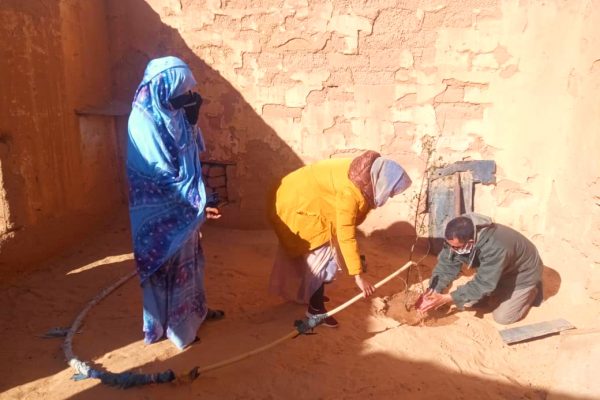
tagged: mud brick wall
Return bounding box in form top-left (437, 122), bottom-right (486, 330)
top-left (1, 1), bottom-right (598, 298)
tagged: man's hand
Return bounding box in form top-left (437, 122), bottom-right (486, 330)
top-left (354, 274), bottom-right (375, 297)
top-left (205, 207), bottom-right (222, 220)
top-left (417, 292), bottom-right (453, 312)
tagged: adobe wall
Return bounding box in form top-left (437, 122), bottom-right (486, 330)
top-left (0, 0), bottom-right (124, 278)
top-left (1, 1), bottom-right (598, 298)
top-left (107, 0), bottom-right (598, 297)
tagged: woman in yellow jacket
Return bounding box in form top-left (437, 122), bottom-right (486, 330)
top-left (268, 150), bottom-right (412, 327)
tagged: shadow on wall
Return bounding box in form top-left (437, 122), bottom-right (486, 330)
top-left (368, 221), bottom-right (420, 243)
top-left (367, 221), bottom-right (436, 281)
top-left (106, 0), bottom-right (304, 229)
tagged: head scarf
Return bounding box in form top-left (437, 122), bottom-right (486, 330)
top-left (127, 56), bottom-right (207, 282)
top-left (132, 56), bottom-right (205, 152)
top-left (370, 158), bottom-right (412, 208)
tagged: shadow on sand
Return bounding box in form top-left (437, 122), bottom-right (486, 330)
top-left (60, 220), bottom-right (579, 400)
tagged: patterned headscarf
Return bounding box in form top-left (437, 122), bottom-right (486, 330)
top-left (132, 56), bottom-right (205, 153)
top-left (370, 158), bottom-right (412, 208)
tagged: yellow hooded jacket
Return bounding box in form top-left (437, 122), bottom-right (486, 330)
top-left (269, 157), bottom-right (370, 276)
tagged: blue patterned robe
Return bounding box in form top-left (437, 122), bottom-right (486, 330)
top-left (127, 56), bottom-right (208, 349)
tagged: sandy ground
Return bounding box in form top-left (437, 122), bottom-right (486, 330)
top-left (1, 214), bottom-right (599, 400)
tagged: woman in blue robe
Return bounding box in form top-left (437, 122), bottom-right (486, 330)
top-left (127, 56), bottom-right (221, 349)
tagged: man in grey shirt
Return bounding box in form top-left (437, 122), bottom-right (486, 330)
top-left (418, 213), bottom-right (543, 324)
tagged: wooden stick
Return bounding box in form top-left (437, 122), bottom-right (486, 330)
top-left (197, 260), bottom-right (416, 375)
top-left (65, 260), bottom-right (416, 380)
top-left (325, 260), bottom-right (416, 317)
top-left (198, 330), bottom-right (298, 374)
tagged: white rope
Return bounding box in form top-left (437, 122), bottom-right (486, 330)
top-left (63, 269), bottom-right (137, 377)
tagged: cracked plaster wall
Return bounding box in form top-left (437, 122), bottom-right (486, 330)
top-left (1, 1), bottom-right (598, 298)
top-left (113, 0), bottom-right (599, 297)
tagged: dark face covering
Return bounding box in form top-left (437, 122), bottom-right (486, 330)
top-left (169, 91), bottom-right (202, 125)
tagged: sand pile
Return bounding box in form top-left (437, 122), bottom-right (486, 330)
top-left (373, 290), bottom-right (458, 327)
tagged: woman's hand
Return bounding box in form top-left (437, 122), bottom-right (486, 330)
top-left (206, 207), bottom-right (222, 219)
top-left (354, 274), bottom-right (375, 297)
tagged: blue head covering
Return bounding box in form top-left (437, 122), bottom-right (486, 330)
top-left (132, 56), bottom-right (205, 152)
top-left (370, 158), bottom-right (412, 208)
top-left (127, 56), bottom-right (207, 282)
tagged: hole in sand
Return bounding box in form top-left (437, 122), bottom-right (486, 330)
top-left (375, 290), bottom-right (458, 327)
